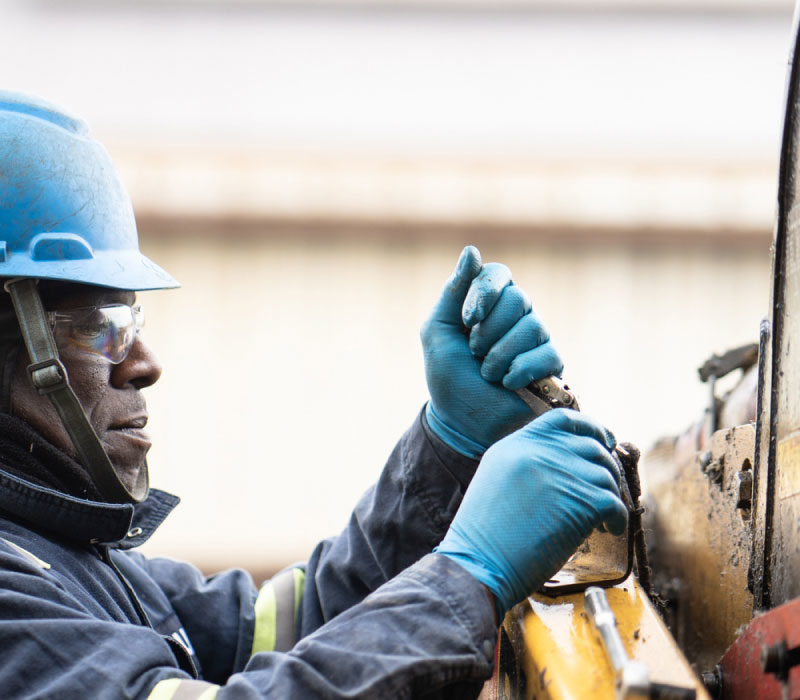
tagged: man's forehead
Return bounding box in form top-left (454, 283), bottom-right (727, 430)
top-left (38, 282), bottom-right (136, 310)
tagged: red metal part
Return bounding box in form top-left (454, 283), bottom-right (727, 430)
top-left (719, 597), bottom-right (800, 699)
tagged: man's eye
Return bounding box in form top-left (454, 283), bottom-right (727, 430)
top-left (72, 315), bottom-right (112, 339)
top-left (71, 326), bottom-right (105, 340)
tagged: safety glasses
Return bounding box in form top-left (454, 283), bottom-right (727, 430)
top-left (47, 304), bottom-right (144, 365)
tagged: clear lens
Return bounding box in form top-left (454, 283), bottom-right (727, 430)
top-left (50, 304), bottom-right (143, 364)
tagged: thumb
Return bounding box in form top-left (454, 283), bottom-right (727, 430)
top-left (601, 494), bottom-right (630, 536)
top-left (428, 246), bottom-right (483, 327)
top-left (531, 409), bottom-right (616, 452)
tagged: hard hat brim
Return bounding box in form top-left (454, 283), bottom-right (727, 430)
top-left (0, 250), bottom-right (179, 291)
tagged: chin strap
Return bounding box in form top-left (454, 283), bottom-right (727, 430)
top-left (3, 278), bottom-right (147, 503)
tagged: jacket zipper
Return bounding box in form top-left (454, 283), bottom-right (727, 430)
top-left (95, 544), bottom-right (153, 628)
top-left (95, 544), bottom-right (200, 678)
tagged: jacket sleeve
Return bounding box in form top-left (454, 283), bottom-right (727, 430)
top-left (0, 542), bottom-right (496, 700)
top-left (142, 408), bottom-right (480, 667)
top-left (298, 406), bottom-right (480, 636)
top-left (227, 554), bottom-right (497, 700)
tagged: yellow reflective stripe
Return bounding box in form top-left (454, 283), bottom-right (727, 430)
top-left (293, 568), bottom-right (305, 623)
top-left (251, 567), bottom-right (306, 655)
top-left (147, 679), bottom-right (220, 700)
top-left (251, 580), bottom-right (278, 654)
top-left (147, 679), bottom-right (181, 700)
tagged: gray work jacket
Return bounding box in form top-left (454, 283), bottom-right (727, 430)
top-left (0, 409), bottom-right (497, 699)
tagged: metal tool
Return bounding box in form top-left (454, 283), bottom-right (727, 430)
top-left (585, 586), bottom-right (696, 700)
top-left (460, 316), bottom-right (579, 416)
top-left (516, 376), bottom-right (579, 416)
top-left (517, 375), bottom-right (634, 597)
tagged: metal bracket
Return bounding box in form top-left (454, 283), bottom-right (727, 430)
top-left (585, 586), bottom-right (697, 700)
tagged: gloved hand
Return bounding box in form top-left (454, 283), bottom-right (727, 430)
top-left (435, 409), bottom-right (628, 618)
top-left (421, 245), bottom-right (563, 458)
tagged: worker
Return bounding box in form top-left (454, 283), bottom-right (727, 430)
top-left (0, 91), bottom-right (627, 699)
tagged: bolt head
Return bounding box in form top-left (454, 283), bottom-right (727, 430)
top-left (761, 642), bottom-right (786, 674)
top-left (735, 470), bottom-right (753, 508)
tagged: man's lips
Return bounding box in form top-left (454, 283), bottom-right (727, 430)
top-left (108, 414), bottom-right (150, 443)
top-left (110, 414), bottom-right (148, 431)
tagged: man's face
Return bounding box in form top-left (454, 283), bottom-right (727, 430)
top-left (9, 286), bottom-right (162, 495)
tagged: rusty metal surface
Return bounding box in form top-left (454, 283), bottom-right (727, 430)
top-left (750, 319), bottom-right (772, 609)
top-left (478, 575), bottom-right (707, 700)
top-left (719, 597), bottom-right (800, 700)
top-left (643, 424), bottom-right (756, 672)
top-left (768, 430), bottom-right (800, 604)
top-left (757, 1), bottom-right (800, 608)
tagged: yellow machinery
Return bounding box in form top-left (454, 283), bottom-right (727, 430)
top-left (478, 4), bottom-right (800, 698)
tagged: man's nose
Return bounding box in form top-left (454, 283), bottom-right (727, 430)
top-left (112, 336), bottom-right (163, 389)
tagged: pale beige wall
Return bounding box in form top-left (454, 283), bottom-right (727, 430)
top-left (136, 231), bottom-right (770, 576)
top-left (3, 0), bottom-right (780, 578)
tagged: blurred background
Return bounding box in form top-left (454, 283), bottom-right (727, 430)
top-left (0, 0), bottom-right (792, 580)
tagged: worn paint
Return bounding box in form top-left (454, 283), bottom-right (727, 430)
top-left (480, 575), bottom-right (708, 700)
top-left (642, 423), bottom-right (756, 672)
top-left (777, 432), bottom-right (800, 499)
top-left (719, 597), bottom-right (800, 700)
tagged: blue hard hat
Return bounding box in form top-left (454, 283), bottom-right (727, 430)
top-left (0, 91), bottom-right (178, 291)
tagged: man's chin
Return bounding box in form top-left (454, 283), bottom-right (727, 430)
top-left (102, 437), bottom-right (150, 499)
top-left (111, 461), bottom-right (149, 501)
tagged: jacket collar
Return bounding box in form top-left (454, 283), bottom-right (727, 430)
top-left (0, 469), bottom-right (179, 549)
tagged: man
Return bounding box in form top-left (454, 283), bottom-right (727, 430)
top-left (0, 92), bottom-right (626, 699)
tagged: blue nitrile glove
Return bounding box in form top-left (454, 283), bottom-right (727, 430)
top-left (435, 409), bottom-right (629, 618)
top-left (421, 245), bottom-right (563, 458)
